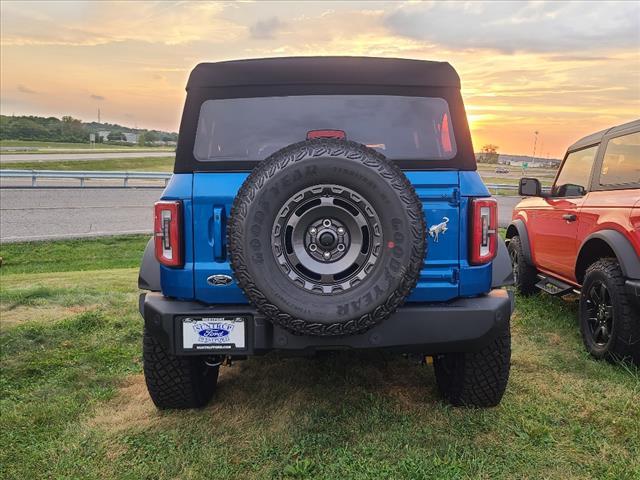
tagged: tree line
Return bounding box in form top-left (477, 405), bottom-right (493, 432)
top-left (0, 115), bottom-right (178, 144)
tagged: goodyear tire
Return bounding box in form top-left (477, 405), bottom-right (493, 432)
top-left (434, 318), bottom-right (511, 407)
top-left (228, 139), bottom-right (426, 336)
top-left (143, 328), bottom-right (219, 409)
top-left (508, 236), bottom-right (538, 296)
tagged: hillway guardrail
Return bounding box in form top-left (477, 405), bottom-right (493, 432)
top-left (0, 169), bottom-right (524, 192)
top-left (0, 169), bottom-right (172, 187)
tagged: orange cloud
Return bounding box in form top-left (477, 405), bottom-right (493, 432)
top-left (1, 1), bottom-right (638, 156)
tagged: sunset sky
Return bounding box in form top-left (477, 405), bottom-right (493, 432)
top-left (1, 0), bottom-right (638, 157)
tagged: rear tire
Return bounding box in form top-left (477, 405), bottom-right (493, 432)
top-left (508, 236), bottom-right (538, 295)
top-left (143, 328), bottom-right (219, 409)
top-left (580, 258), bottom-right (640, 365)
top-left (434, 320), bottom-right (511, 407)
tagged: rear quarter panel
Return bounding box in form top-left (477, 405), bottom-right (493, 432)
top-left (579, 189), bottom-right (640, 256)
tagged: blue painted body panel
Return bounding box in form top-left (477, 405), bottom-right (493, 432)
top-left (160, 169), bottom-right (493, 303)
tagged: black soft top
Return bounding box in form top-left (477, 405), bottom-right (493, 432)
top-left (187, 56), bottom-right (461, 90)
top-left (175, 56), bottom-right (475, 172)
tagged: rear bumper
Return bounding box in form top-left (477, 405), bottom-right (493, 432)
top-left (140, 289), bottom-right (513, 356)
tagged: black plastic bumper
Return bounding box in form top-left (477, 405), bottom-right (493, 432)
top-left (140, 289), bottom-right (513, 356)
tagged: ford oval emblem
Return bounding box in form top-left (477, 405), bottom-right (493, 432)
top-left (198, 327), bottom-right (230, 338)
top-left (207, 274), bottom-right (233, 286)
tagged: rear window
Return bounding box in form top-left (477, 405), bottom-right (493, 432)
top-left (193, 95), bottom-right (456, 162)
top-left (599, 131), bottom-right (640, 187)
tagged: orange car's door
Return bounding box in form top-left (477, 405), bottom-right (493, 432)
top-left (533, 145), bottom-right (599, 282)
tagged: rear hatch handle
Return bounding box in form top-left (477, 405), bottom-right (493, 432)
top-left (213, 206), bottom-right (226, 261)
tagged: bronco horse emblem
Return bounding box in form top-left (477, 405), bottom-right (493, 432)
top-left (428, 217), bottom-right (449, 243)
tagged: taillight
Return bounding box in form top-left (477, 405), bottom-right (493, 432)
top-left (470, 198), bottom-right (497, 265)
top-left (154, 200), bottom-right (183, 267)
top-left (307, 129), bottom-right (346, 140)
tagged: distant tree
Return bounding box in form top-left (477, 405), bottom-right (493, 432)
top-left (478, 144), bottom-right (500, 164)
top-left (0, 114), bottom-right (178, 144)
top-left (60, 116), bottom-right (87, 142)
top-left (5, 118), bottom-right (48, 140)
top-left (144, 130), bottom-right (159, 143)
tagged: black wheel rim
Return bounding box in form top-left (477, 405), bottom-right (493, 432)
top-left (509, 247), bottom-right (519, 285)
top-left (585, 280), bottom-right (613, 346)
top-left (272, 184), bottom-right (382, 294)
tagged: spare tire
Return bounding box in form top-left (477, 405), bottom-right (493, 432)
top-left (228, 139), bottom-right (426, 336)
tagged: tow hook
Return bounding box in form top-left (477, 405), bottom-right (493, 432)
top-left (204, 355), bottom-right (224, 368)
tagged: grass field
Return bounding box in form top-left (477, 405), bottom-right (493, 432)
top-left (0, 156), bottom-right (174, 172)
top-left (1, 237), bottom-right (638, 479)
top-left (0, 140), bottom-right (174, 152)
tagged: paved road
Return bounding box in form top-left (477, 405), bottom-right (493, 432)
top-left (0, 151), bottom-right (173, 163)
top-left (0, 188), bottom-right (161, 242)
top-left (497, 195), bottom-right (521, 228)
top-left (0, 187), bottom-right (521, 243)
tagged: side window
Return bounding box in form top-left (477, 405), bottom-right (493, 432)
top-left (552, 145), bottom-right (598, 197)
top-left (599, 131), bottom-right (640, 187)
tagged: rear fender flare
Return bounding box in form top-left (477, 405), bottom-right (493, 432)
top-left (138, 238), bottom-right (161, 291)
top-left (577, 230), bottom-right (640, 281)
top-left (492, 240), bottom-right (514, 287)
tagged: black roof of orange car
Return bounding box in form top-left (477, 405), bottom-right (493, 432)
top-left (186, 56), bottom-right (461, 89)
top-left (568, 118), bottom-right (640, 152)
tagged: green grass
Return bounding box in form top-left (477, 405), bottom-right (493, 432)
top-left (1, 237), bottom-right (638, 479)
top-left (0, 139), bottom-right (172, 150)
top-left (0, 235), bottom-right (150, 275)
top-left (0, 156), bottom-right (174, 172)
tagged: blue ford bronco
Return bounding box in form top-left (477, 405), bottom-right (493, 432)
top-left (138, 57), bottom-right (514, 409)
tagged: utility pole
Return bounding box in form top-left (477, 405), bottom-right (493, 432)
top-left (532, 130), bottom-right (539, 159)
top-left (98, 108), bottom-right (101, 124)
top-left (539, 139), bottom-right (544, 161)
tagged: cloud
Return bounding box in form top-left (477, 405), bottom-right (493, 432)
top-left (90, 94), bottom-right (105, 101)
top-left (383, 1), bottom-right (640, 54)
top-left (546, 55), bottom-right (612, 63)
top-left (0, 1), bottom-right (243, 46)
top-left (249, 17), bottom-right (284, 40)
top-left (17, 84), bottom-right (37, 94)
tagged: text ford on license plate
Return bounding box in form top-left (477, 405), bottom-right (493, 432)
top-left (182, 316), bottom-right (246, 351)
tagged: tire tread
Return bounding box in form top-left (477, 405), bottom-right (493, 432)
top-left (581, 258), bottom-right (640, 364)
top-left (143, 329), bottom-right (218, 409)
top-left (508, 236), bottom-right (538, 295)
top-left (434, 322), bottom-right (511, 407)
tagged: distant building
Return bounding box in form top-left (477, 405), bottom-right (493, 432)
top-left (496, 154), bottom-right (561, 169)
top-left (97, 130), bottom-right (111, 141)
top-left (122, 132), bottom-right (139, 144)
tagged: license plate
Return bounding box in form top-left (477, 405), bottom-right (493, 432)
top-left (182, 316), bottom-right (246, 351)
